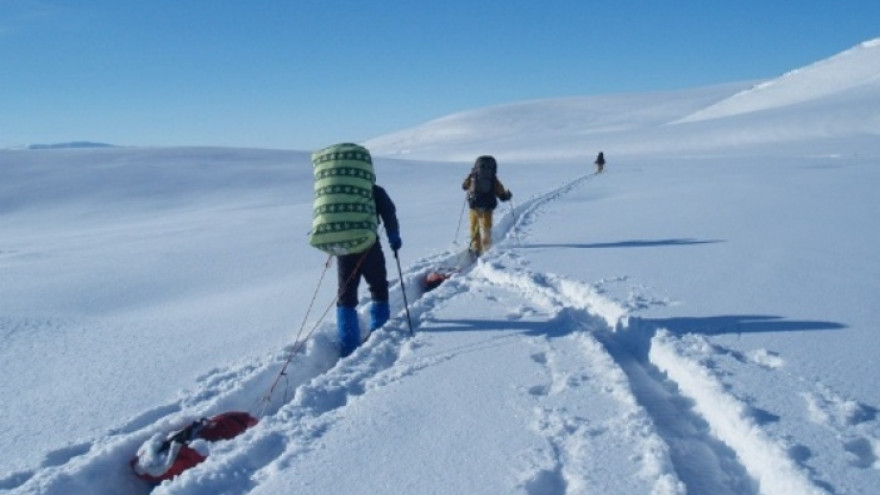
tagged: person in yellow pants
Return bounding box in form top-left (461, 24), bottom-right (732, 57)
top-left (462, 155), bottom-right (512, 256)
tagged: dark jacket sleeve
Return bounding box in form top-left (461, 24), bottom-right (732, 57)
top-left (494, 178), bottom-right (511, 201)
top-left (373, 185), bottom-right (400, 234)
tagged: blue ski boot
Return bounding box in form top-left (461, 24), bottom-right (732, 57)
top-left (369, 300), bottom-right (390, 331)
top-left (337, 306), bottom-right (361, 358)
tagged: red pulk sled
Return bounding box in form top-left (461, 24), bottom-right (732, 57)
top-left (131, 411), bottom-right (258, 483)
top-left (423, 259), bottom-right (470, 292)
top-left (423, 271), bottom-right (452, 291)
top-left (422, 245), bottom-right (480, 292)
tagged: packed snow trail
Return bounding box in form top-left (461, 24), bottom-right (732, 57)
top-left (474, 257), bottom-right (753, 494)
top-left (245, 261), bottom-right (685, 495)
top-left (6, 171), bottom-right (860, 495)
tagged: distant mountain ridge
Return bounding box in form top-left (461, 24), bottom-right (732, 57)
top-left (26, 141), bottom-right (116, 150)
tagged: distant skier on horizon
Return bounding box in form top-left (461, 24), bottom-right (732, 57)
top-left (594, 151), bottom-right (605, 173)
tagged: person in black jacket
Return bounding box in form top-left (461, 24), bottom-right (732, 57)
top-left (335, 184), bottom-right (401, 357)
top-left (461, 155), bottom-right (511, 256)
top-left (594, 151), bottom-right (605, 173)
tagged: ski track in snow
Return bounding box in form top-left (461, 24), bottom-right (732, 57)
top-left (7, 173), bottom-right (874, 495)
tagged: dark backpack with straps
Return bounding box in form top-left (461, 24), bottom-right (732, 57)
top-left (471, 155), bottom-right (497, 195)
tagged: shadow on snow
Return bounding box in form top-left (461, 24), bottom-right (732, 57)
top-left (425, 313), bottom-right (845, 339)
top-left (427, 318), bottom-right (576, 337)
top-left (517, 238), bottom-right (724, 249)
top-left (634, 314), bottom-right (846, 337)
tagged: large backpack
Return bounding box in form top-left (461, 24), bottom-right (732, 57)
top-left (470, 155), bottom-right (497, 196)
top-left (308, 143), bottom-right (377, 255)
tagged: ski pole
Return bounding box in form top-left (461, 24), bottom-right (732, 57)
top-left (509, 199), bottom-right (520, 244)
top-left (393, 249), bottom-right (414, 336)
top-left (453, 196), bottom-right (467, 245)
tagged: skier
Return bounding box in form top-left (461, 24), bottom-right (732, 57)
top-left (461, 155), bottom-right (512, 256)
top-left (594, 151), bottom-right (605, 173)
top-left (308, 143), bottom-right (402, 358)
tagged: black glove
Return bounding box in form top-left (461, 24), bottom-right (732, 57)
top-left (387, 231), bottom-right (402, 251)
top-left (500, 190), bottom-right (512, 202)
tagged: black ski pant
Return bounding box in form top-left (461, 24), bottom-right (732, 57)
top-left (336, 241), bottom-right (389, 308)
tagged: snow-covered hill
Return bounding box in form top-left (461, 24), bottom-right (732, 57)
top-left (1, 39), bottom-right (879, 495)
top-left (364, 82), bottom-right (753, 161)
top-left (677, 38), bottom-right (880, 123)
top-left (366, 37), bottom-right (880, 161)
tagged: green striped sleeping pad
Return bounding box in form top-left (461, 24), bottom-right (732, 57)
top-left (308, 143), bottom-right (377, 255)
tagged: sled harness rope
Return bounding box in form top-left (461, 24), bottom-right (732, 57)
top-left (453, 197), bottom-right (467, 245)
top-left (255, 250), bottom-right (369, 417)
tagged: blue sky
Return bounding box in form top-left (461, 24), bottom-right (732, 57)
top-left (1, 0), bottom-right (878, 151)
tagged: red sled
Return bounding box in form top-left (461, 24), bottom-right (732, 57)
top-left (423, 270), bottom-right (456, 292)
top-left (131, 411), bottom-right (258, 483)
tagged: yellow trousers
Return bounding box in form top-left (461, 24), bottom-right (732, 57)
top-left (469, 209), bottom-right (493, 254)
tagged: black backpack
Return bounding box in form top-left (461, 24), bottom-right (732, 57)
top-left (471, 155), bottom-right (497, 195)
